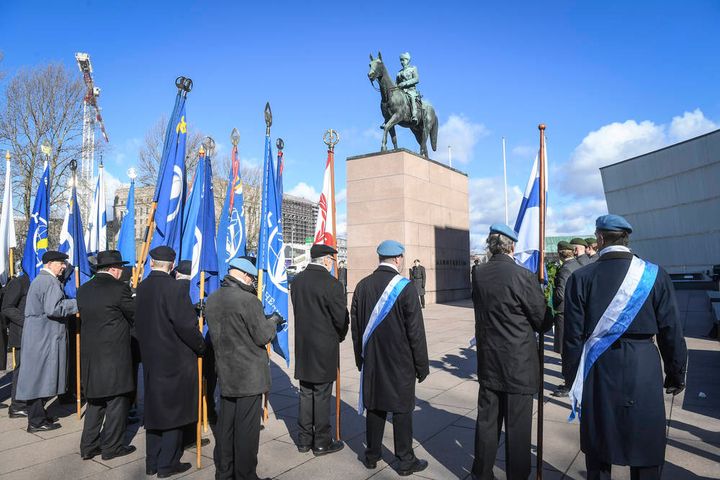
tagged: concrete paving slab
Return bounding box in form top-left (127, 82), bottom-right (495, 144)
top-left (0, 453), bottom-right (109, 480)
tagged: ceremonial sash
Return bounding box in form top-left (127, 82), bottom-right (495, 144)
top-left (568, 256), bottom-right (658, 421)
top-left (357, 274), bottom-right (410, 414)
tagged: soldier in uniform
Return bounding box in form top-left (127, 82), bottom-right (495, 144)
top-left (2, 265), bottom-right (30, 418)
top-left (470, 224), bottom-right (550, 480)
top-left (564, 215), bottom-right (687, 480)
top-left (570, 238), bottom-right (590, 266)
top-left (409, 259), bottom-right (427, 308)
top-left (550, 241), bottom-right (580, 398)
top-left (135, 246), bottom-right (206, 478)
top-left (351, 240), bottom-right (429, 476)
top-left (77, 250), bottom-right (136, 461)
top-left (585, 237), bottom-right (598, 262)
top-left (291, 244), bottom-right (348, 455)
top-left (397, 52), bottom-right (420, 124)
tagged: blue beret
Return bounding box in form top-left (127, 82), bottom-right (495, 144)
top-left (489, 223), bottom-right (518, 242)
top-left (596, 214), bottom-right (633, 234)
top-left (377, 240), bottom-right (405, 257)
top-left (149, 246), bottom-right (176, 262)
top-left (228, 257), bottom-right (258, 276)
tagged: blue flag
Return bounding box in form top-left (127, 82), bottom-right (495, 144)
top-left (189, 153), bottom-right (219, 305)
top-left (21, 162), bottom-right (49, 280)
top-left (180, 159), bottom-right (204, 261)
top-left (217, 142), bottom-right (246, 278)
top-left (154, 93), bottom-right (183, 201)
top-left (59, 182), bottom-right (92, 298)
top-left (117, 180), bottom-right (136, 266)
top-left (513, 148), bottom-right (548, 274)
top-left (257, 135), bottom-right (289, 366)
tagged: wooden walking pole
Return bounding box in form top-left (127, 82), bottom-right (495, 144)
top-left (197, 271), bottom-right (206, 469)
top-left (75, 264), bottom-right (82, 419)
top-left (536, 124), bottom-right (547, 479)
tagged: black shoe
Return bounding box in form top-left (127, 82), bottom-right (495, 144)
top-left (57, 394), bottom-right (76, 405)
top-left (0, 403), bottom-right (8, 409)
top-left (8, 409), bottom-right (28, 418)
top-left (551, 387), bottom-right (569, 398)
top-left (157, 462), bottom-right (192, 478)
top-left (45, 415), bottom-right (59, 423)
top-left (101, 445), bottom-right (136, 461)
top-left (146, 466), bottom-right (157, 476)
top-left (27, 422), bottom-right (61, 433)
top-left (313, 440), bottom-right (344, 456)
top-left (398, 459), bottom-right (428, 476)
top-left (81, 447), bottom-right (102, 460)
top-left (297, 445), bottom-right (311, 453)
top-left (362, 457), bottom-right (378, 469)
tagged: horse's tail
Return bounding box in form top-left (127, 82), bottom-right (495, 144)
top-left (430, 112), bottom-right (438, 152)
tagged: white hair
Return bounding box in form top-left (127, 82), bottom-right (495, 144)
top-left (150, 259), bottom-right (174, 272)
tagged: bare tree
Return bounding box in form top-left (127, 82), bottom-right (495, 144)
top-left (213, 157), bottom-right (262, 254)
top-left (136, 116), bottom-right (204, 187)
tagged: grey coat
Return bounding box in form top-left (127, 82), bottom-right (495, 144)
top-left (16, 270), bottom-right (78, 400)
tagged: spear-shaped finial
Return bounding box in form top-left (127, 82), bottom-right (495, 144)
top-left (231, 128), bottom-right (240, 147)
top-left (264, 102), bottom-right (272, 136)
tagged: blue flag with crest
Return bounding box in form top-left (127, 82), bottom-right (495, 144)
top-left (180, 158), bottom-right (204, 261)
top-left (189, 153), bottom-right (219, 305)
top-left (117, 180), bottom-right (136, 266)
top-left (217, 141), bottom-right (246, 278)
top-left (21, 162), bottom-right (50, 280)
top-left (257, 135), bottom-right (289, 366)
top-left (59, 182), bottom-right (92, 298)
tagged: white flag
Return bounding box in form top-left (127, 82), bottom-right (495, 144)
top-left (85, 163), bottom-right (107, 256)
top-left (0, 155), bottom-right (17, 284)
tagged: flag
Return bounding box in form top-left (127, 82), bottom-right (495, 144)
top-left (154, 93), bottom-right (183, 200)
top-left (513, 143), bottom-right (548, 274)
top-left (0, 155), bottom-right (17, 285)
top-left (145, 97), bottom-right (187, 275)
top-left (217, 141), bottom-right (246, 278)
top-left (189, 153), bottom-right (219, 305)
top-left (180, 157), bottom-right (205, 261)
top-left (116, 179), bottom-right (136, 266)
top-left (85, 163), bottom-right (107, 256)
top-left (257, 135), bottom-right (289, 366)
top-left (313, 150), bottom-right (335, 247)
top-left (21, 162), bottom-right (49, 280)
top-left (59, 181), bottom-right (92, 297)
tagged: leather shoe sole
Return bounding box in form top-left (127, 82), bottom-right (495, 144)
top-left (398, 459), bottom-right (428, 476)
top-left (101, 445), bottom-right (136, 461)
top-left (27, 423), bottom-right (61, 433)
top-left (157, 462), bottom-right (192, 478)
top-left (312, 440), bottom-right (344, 456)
top-left (297, 445), bottom-right (311, 453)
top-left (8, 410), bottom-right (28, 418)
top-left (81, 448), bottom-right (101, 460)
top-left (362, 458), bottom-right (378, 469)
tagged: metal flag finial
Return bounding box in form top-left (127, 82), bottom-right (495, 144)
top-left (276, 138), bottom-right (284, 152)
top-left (127, 167), bottom-right (137, 180)
top-left (70, 159), bottom-right (78, 172)
top-left (4, 151), bottom-right (9, 161)
top-left (175, 76), bottom-right (193, 95)
top-left (264, 102), bottom-right (272, 135)
top-left (323, 129), bottom-right (340, 151)
top-left (231, 128), bottom-right (240, 147)
top-left (41, 140), bottom-right (52, 157)
top-left (203, 136), bottom-right (216, 157)
top-left (198, 144), bottom-right (206, 157)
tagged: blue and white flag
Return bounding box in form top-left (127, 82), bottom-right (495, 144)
top-left (189, 153), bottom-right (219, 305)
top-left (568, 252), bottom-right (658, 421)
top-left (180, 157), bottom-right (204, 261)
top-left (85, 163), bottom-right (107, 256)
top-left (217, 141), bottom-right (246, 278)
top-left (21, 162), bottom-right (49, 280)
top-left (513, 147), bottom-right (548, 274)
top-left (59, 181), bottom-right (92, 298)
top-left (257, 135), bottom-right (289, 366)
top-left (116, 180), bottom-right (136, 266)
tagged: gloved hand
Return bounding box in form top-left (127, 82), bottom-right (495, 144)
top-left (194, 302), bottom-right (205, 317)
top-left (416, 372), bottom-right (428, 384)
top-left (664, 375), bottom-right (685, 396)
top-left (266, 312), bottom-right (284, 326)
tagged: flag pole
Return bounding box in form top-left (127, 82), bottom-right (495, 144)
top-left (71, 162), bottom-right (83, 419)
top-left (536, 124), bottom-right (547, 480)
top-left (8, 247), bottom-right (15, 370)
top-left (197, 271), bottom-right (205, 468)
top-left (261, 103), bottom-right (272, 424)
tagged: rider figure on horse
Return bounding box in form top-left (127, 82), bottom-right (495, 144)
top-left (397, 52), bottom-right (420, 124)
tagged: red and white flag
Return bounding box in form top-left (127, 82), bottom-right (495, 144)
top-left (313, 152), bottom-right (335, 247)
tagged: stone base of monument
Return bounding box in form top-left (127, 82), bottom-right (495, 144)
top-left (346, 149), bottom-right (470, 304)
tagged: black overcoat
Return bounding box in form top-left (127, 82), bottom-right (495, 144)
top-left (291, 264), bottom-right (349, 384)
top-left (472, 254), bottom-right (550, 394)
top-left (135, 270), bottom-right (206, 430)
top-left (77, 273), bottom-right (135, 398)
top-left (563, 251), bottom-right (687, 466)
top-left (409, 265), bottom-right (426, 296)
top-left (351, 265), bottom-right (429, 413)
top-left (551, 258), bottom-right (580, 354)
top-left (1, 274), bottom-right (29, 348)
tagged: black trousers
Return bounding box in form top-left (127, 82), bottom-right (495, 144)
top-left (27, 397), bottom-right (50, 428)
top-left (586, 456), bottom-right (660, 480)
top-left (472, 385), bottom-right (532, 480)
top-left (366, 409), bottom-right (415, 470)
top-left (214, 394), bottom-right (262, 480)
top-left (146, 427), bottom-right (184, 475)
top-left (203, 342), bottom-right (217, 421)
top-left (10, 347), bottom-right (26, 410)
top-left (80, 395), bottom-right (131, 456)
top-left (297, 380), bottom-right (333, 449)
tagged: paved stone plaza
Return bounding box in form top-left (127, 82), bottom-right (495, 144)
top-left (0, 290), bottom-right (717, 479)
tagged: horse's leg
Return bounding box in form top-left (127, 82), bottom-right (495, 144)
top-left (420, 123), bottom-right (429, 157)
top-left (390, 125), bottom-right (398, 150)
top-left (382, 113), bottom-right (402, 151)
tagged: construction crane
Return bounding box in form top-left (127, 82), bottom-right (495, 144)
top-left (75, 52), bottom-right (109, 191)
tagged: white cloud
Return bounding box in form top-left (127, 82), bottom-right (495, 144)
top-left (669, 108), bottom-right (718, 141)
top-left (468, 176), bottom-right (523, 251)
top-left (286, 182), bottom-right (319, 202)
top-left (546, 198), bottom-right (608, 236)
top-left (436, 114), bottom-right (489, 164)
top-left (336, 212), bottom-right (347, 236)
top-left (511, 145), bottom-right (535, 157)
top-left (336, 188), bottom-right (347, 204)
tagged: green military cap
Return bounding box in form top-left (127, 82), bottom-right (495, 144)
top-left (585, 237), bottom-right (597, 245)
top-left (570, 238), bottom-right (587, 247)
top-left (557, 241), bottom-right (572, 251)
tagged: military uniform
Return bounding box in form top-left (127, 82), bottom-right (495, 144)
top-left (409, 263), bottom-right (426, 308)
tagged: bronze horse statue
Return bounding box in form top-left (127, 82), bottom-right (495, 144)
top-left (368, 52), bottom-right (438, 158)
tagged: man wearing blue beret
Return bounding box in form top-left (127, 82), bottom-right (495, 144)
top-left (564, 215), bottom-right (687, 480)
top-left (351, 240), bottom-right (429, 476)
top-left (470, 224), bottom-right (550, 480)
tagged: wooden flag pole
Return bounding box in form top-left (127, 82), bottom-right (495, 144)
top-left (131, 202), bottom-right (157, 288)
top-left (197, 271), bottom-right (206, 469)
top-left (258, 269), bottom-right (271, 422)
top-left (75, 265), bottom-right (82, 419)
top-left (536, 124), bottom-right (547, 480)
top-left (8, 248), bottom-right (15, 370)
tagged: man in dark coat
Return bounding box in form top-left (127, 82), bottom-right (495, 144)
top-left (564, 215), bottom-right (687, 480)
top-left (77, 250), bottom-right (136, 461)
top-left (585, 237), bottom-right (598, 262)
top-left (551, 241), bottom-right (580, 398)
top-left (570, 237), bottom-right (591, 266)
top-left (471, 224), bottom-right (550, 480)
top-left (205, 257), bottom-right (279, 480)
top-left (409, 258), bottom-right (426, 308)
top-left (2, 267), bottom-right (30, 417)
top-left (291, 244), bottom-right (348, 455)
top-left (351, 240), bottom-right (429, 476)
top-left (135, 246), bottom-right (206, 478)
top-left (337, 260), bottom-right (348, 294)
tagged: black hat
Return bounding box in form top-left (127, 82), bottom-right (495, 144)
top-left (310, 244), bottom-right (337, 259)
top-left (96, 250), bottom-right (129, 268)
top-left (42, 251), bottom-right (68, 264)
top-left (149, 246), bottom-right (176, 262)
top-left (174, 260), bottom-right (191, 276)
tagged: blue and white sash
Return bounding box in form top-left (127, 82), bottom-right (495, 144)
top-left (357, 274), bottom-right (410, 414)
top-left (568, 255), bottom-right (658, 421)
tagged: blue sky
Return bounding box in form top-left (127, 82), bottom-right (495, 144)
top-left (2, 1), bottom-right (719, 249)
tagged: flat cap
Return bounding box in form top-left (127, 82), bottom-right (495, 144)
top-left (229, 257), bottom-right (258, 276)
top-left (42, 250), bottom-right (68, 264)
top-left (149, 246), bottom-right (176, 262)
top-left (584, 237), bottom-right (597, 246)
top-left (596, 214), bottom-right (633, 234)
top-left (570, 238), bottom-right (588, 247)
top-left (377, 240), bottom-right (405, 257)
top-left (310, 244), bottom-right (337, 259)
top-left (174, 260), bottom-right (191, 276)
top-left (557, 241), bottom-right (572, 251)
top-left (489, 223), bottom-right (518, 242)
